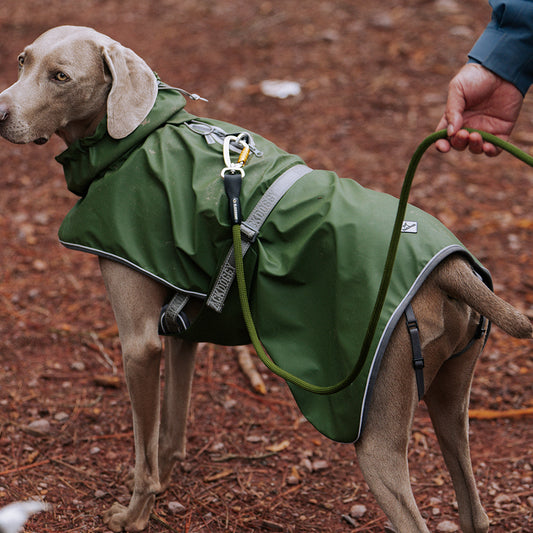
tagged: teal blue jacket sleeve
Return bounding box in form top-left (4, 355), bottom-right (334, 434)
top-left (468, 0), bottom-right (533, 95)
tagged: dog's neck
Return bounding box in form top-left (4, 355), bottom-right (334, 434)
top-left (56, 108), bottom-right (107, 146)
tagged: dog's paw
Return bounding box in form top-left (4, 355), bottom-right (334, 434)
top-left (103, 502), bottom-right (131, 532)
top-left (102, 502), bottom-right (149, 532)
top-left (103, 502), bottom-right (128, 532)
top-left (102, 497), bottom-right (155, 532)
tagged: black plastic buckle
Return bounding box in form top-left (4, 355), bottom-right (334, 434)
top-left (413, 357), bottom-right (425, 370)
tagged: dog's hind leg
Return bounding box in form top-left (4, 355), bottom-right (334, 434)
top-left (424, 341), bottom-right (490, 533)
top-left (355, 328), bottom-right (431, 533)
top-left (98, 258), bottom-right (169, 532)
top-left (158, 336), bottom-right (197, 491)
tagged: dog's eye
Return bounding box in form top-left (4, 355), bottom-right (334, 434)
top-left (17, 56), bottom-right (24, 69)
top-left (53, 71), bottom-right (70, 82)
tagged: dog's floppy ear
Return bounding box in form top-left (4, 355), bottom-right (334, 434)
top-left (102, 42), bottom-right (158, 139)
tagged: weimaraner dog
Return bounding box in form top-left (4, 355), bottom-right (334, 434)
top-left (0, 26), bottom-right (531, 533)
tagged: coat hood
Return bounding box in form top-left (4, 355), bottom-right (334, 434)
top-left (56, 84), bottom-right (193, 196)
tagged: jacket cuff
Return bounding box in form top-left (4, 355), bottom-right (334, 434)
top-left (469, 27), bottom-right (533, 96)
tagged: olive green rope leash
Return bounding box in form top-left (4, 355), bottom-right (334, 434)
top-left (230, 128), bottom-right (533, 395)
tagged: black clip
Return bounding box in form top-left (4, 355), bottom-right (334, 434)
top-left (405, 303), bottom-right (425, 401)
top-left (223, 170), bottom-right (243, 225)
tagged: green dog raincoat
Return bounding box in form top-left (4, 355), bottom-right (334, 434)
top-left (57, 85), bottom-right (492, 443)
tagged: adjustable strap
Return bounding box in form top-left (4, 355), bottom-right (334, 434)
top-left (206, 164), bottom-right (313, 312)
top-left (159, 292), bottom-right (190, 336)
top-left (157, 81), bottom-right (209, 103)
top-left (449, 315), bottom-right (488, 359)
top-left (405, 303), bottom-right (425, 401)
top-left (185, 120), bottom-right (264, 157)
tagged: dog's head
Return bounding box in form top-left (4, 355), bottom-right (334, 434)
top-left (0, 25), bottom-right (158, 145)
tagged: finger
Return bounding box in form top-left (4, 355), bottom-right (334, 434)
top-left (435, 138), bottom-right (451, 153)
top-left (482, 141), bottom-right (502, 157)
top-left (445, 110), bottom-right (463, 138)
top-left (449, 129), bottom-right (470, 151)
top-left (443, 83), bottom-right (466, 136)
top-left (467, 131), bottom-right (484, 155)
top-left (435, 114), bottom-right (451, 152)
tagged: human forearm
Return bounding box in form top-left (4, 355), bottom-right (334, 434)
top-left (468, 0), bottom-right (533, 95)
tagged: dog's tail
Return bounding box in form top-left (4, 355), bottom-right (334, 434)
top-left (437, 256), bottom-right (533, 339)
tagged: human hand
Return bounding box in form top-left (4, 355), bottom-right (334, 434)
top-left (436, 63), bottom-right (523, 156)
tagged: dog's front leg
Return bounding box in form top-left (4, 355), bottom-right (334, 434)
top-left (158, 336), bottom-right (197, 491)
top-left (98, 258), bottom-right (169, 532)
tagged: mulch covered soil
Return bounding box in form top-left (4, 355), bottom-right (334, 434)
top-left (0, 1), bottom-right (531, 531)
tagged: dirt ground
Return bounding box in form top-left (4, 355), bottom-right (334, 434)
top-left (0, 1), bottom-right (531, 531)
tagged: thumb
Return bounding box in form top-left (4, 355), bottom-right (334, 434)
top-left (444, 82), bottom-right (466, 136)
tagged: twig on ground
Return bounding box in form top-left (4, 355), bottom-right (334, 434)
top-left (88, 331), bottom-right (118, 374)
top-left (236, 345), bottom-right (267, 395)
top-left (469, 407), bottom-right (533, 419)
top-left (0, 459), bottom-right (51, 477)
top-left (150, 510), bottom-right (181, 533)
top-left (210, 451), bottom-right (278, 462)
